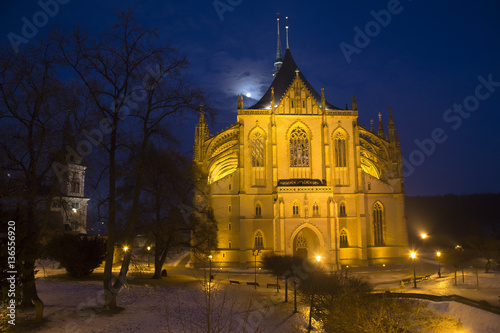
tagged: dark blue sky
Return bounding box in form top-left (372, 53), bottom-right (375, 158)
top-left (2, 0), bottom-right (499, 196)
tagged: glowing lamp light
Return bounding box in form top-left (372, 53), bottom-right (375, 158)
top-left (208, 255), bottom-right (213, 259)
top-left (410, 251), bottom-right (416, 259)
top-left (123, 246), bottom-right (129, 252)
top-left (316, 255), bottom-right (321, 262)
top-left (436, 251), bottom-right (441, 257)
top-left (420, 233), bottom-right (427, 239)
top-left (147, 246), bottom-right (151, 251)
top-left (72, 208), bottom-right (77, 213)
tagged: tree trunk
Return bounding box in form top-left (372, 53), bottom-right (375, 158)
top-left (153, 250), bottom-right (162, 279)
top-left (152, 247), bottom-right (168, 279)
top-left (104, 122), bottom-right (118, 310)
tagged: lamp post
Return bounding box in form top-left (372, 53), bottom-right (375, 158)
top-left (252, 248), bottom-right (261, 289)
top-left (208, 255), bottom-right (213, 283)
top-left (436, 251), bottom-right (442, 275)
top-left (147, 246), bottom-right (151, 267)
top-left (207, 254), bottom-right (213, 333)
top-left (308, 255), bottom-right (322, 330)
top-left (411, 251), bottom-right (417, 288)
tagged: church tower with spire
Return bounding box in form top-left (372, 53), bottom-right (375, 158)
top-left (192, 18), bottom-right (407, 269)
top-left (274, 16), bottom-right (283, 75)
top-left (50, 118), bottom-right (89, 234)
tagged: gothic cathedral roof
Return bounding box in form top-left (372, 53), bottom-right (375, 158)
top-left (249, 48), bottom-right (340, 110)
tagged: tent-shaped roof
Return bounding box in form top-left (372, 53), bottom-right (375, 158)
top-left (249, 48), bottom-right (340, 110)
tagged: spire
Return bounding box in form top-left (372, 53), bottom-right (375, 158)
top-left (352, 95), bottom-right (357, 110)
top-left (271, 87), bottom-right (275, 111)
top-left (377, 112), bottom-right (384, 137)
top-left (194, 104), bottom-right (209, 162)
top-left (370, 119), bottom-right (374, 133)
top-left (274, 16), bottom-right (283, 74)
top-left (321, 88), bottom-right (326, 112)
top-left (237, 94), bottom-right (243, 110)
top-left (388, 106), bottom-right (396, 143)
top-left (396, 128), bottom-right (401, 147)
top-left (198, 104), bottom-right (206, 125)
top-left (62, 116), bottom-right (75, 151)
top-left (285, 16), bottom-right (289, 49)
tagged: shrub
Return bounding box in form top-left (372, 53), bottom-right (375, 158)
top-left (46, 234), bottom-right (106, 278)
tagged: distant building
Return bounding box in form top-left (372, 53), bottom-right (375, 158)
top-left (49, 119), bottom-right (89, 234)
top-left (193, 19), bottom-right (408, 268)
top-left (50, 163), bottom-right (89, 234)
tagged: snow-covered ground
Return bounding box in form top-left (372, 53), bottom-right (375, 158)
top-left (3, 257), bottom-right (500, 332)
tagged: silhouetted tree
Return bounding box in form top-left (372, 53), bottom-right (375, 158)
top-left (0, 38), bottom-right (81, 321)
top-left (54, 10), bottom-right (205, 309)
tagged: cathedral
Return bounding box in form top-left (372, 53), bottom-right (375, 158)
top-left (193, 19), bottom-right (408, 269)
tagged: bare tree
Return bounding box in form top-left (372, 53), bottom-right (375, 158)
top-left (0, 39), bottom-right (78, 321)
top-left (54, 10), bottom-right (204, 309)
top-left (129, 146), bottom-right (192, 279)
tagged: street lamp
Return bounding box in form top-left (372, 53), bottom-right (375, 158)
top-left (208, 255), bottom-right (213, 283)
top-left (123, 246), bottom-right (129, 252)
top-left (252, 249), bottom-right (261, 289)
top-left (308, 256), bottom-right (322, 330)
top-left (147, 246), bottom-right (151, 267)
top-left (420, 233), bottom-right (427, 240)
top-left (436, 251), bottom-right (441, 278)
top-left (411, 251), bottom-right (417, 288)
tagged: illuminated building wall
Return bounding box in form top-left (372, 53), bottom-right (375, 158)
top-left (193, 25), bottom-right (408, 268)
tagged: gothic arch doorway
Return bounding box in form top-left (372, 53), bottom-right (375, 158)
top-left (293, 227), bottom-right (320, 259)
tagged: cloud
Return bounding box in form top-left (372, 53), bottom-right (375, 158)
top-left (207, 51), bottom-right (272, 99)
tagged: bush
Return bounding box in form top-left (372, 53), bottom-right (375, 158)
top-left (46, 234), bottom-right (106, 278)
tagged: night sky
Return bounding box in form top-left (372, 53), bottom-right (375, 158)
top-left (1, 0), bottom-right (499, 196)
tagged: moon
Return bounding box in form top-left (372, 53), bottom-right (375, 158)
top-left (246, 92), bottom-right (251, 97)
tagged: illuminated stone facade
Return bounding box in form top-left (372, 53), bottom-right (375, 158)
top-left (193, 30), bottom-right (408, 269)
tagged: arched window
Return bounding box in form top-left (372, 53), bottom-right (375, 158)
top-left (373, 202), bottom-right (384, 246)
top-left (293, 202), bottom-right (300, 216)
top-left (251, 132), bottom-right (264, 167)
top-left (255, 203), bottom-right (262, 217)
top-left (313, 202), bottom-right (319, 216)
top-left (340, 229), bottom-right (348, 248)
top-left (335, 132), bottom-right (346, 167)
top-left (339, 202), bottom-right (346, 216)
top-left (289, 127), bottom-right (309, 167)
top-left (254, 231), bottom-right (263, 249)
top-left (296, 234), bottom-right (307, 248)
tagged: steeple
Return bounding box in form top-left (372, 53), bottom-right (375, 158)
top-left (388, 106), bottom-right (396, 143)
top-left (370, 119), bottom-right (374, 133)
top-left (352, 95), bottom-right (357, 110)
top-left (194, 104), bottom-right (209, 162)
top-left (377, 112), bottom-right (384, 137)
top-left (62, 116), bottom-right (75, 152)
top-left (321, 87), bottom-right (326, 113)
top-left (285, 16), bottom-right (290, 49)
top-left (237, 94), bottom-right (243, 110)
top-left (274, 16), bottom-right (283, 75)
